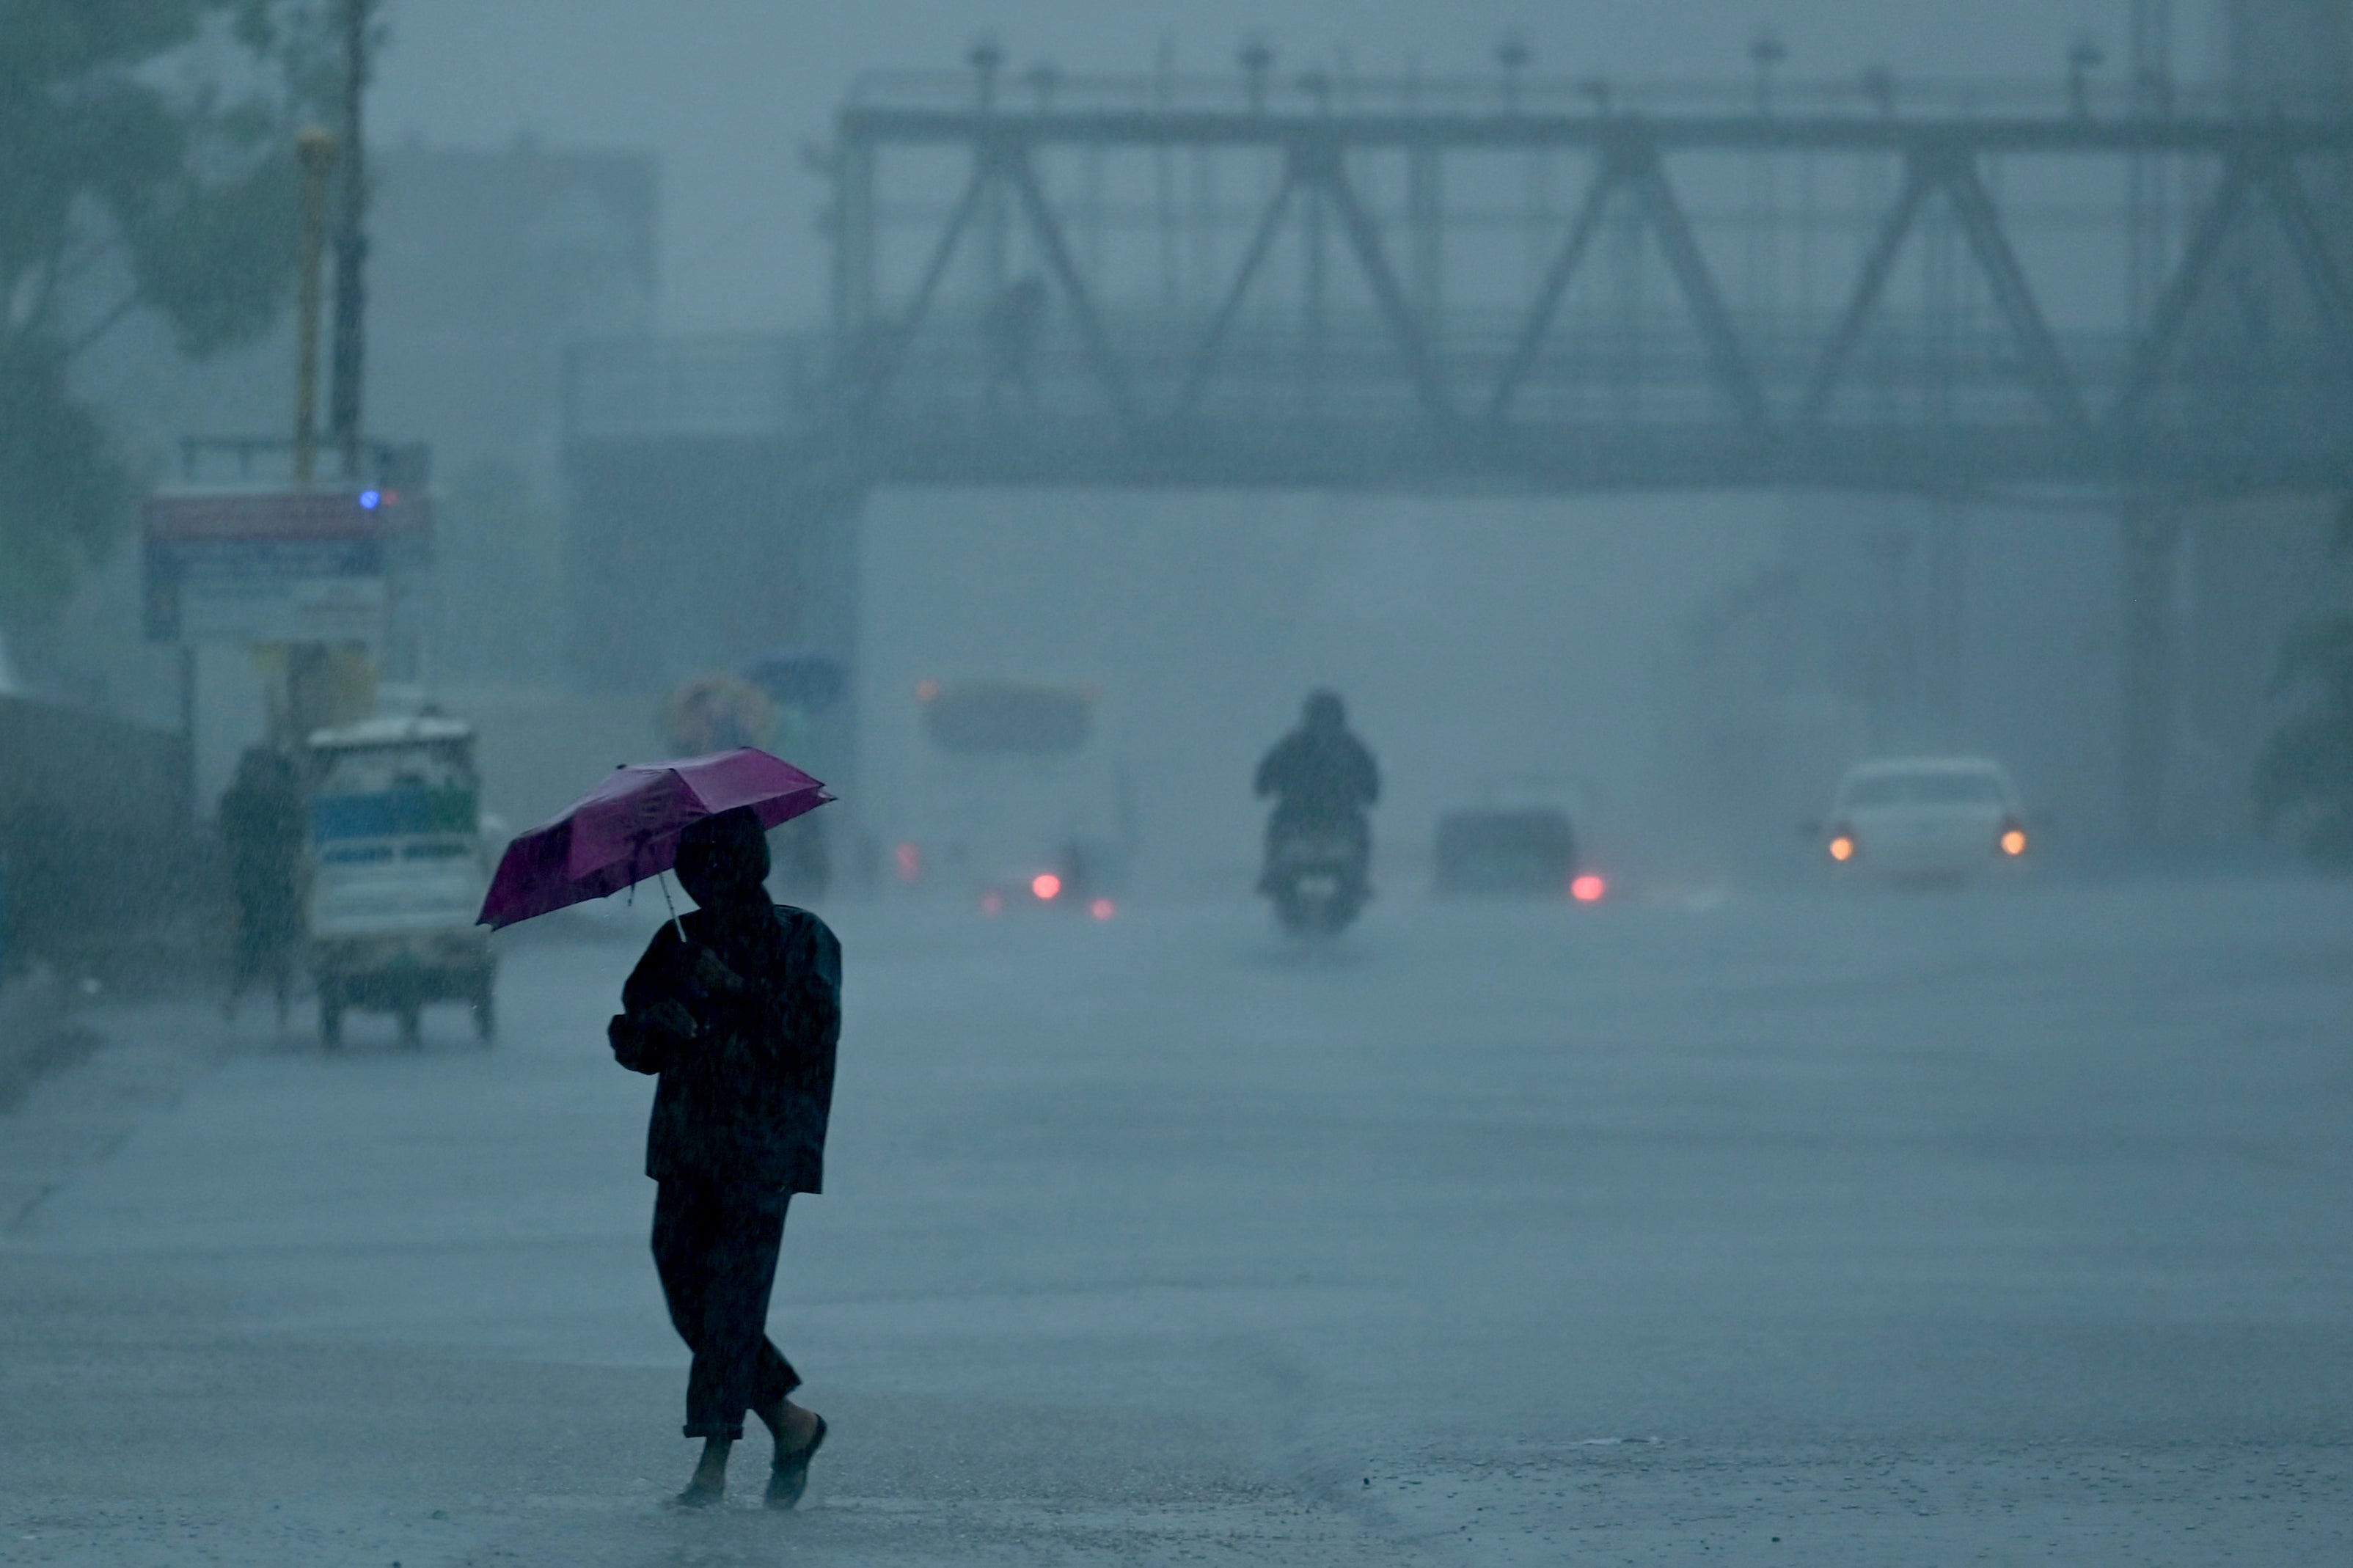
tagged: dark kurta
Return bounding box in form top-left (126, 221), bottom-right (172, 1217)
top-left (219, 769), bottom-right (304, 935)
top-left (611, 904), bottom-right (842, 1193)
top-left (1254, 722), bottom-right (1381, 827)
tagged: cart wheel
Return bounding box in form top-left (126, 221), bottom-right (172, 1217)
top-left (397, 1005), bottom-right (422, 1049)
top-left (471, 978), bottom-right (497, 1045)
top-left (318, 983), bottom-right (344, 1049)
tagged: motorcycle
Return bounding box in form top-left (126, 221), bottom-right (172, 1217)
top-left (1260, 815), bottom-right (1369, 937)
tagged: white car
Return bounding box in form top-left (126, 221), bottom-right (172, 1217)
top-left (1819, 756), bottom-right (2030, 883)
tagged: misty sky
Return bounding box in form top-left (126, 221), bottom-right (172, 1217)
top-left (373, 0), bottom-right (2147, 333)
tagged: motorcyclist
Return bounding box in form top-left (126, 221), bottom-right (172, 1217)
top-left (1254, 690), bottom-right (1379, 895)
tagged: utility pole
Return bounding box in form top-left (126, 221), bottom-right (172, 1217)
top-left (292, 128), bottom-right (337, 486)
top-left (329, 0), bottom-right (372, 480)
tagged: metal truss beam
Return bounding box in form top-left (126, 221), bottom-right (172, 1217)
top-left (852, 160), bottom-right (989, 406)
top-left (2111, 148), bottom-right (2353, 423)
top-left (1797, 147), bottom-right (2090, 433)
top-left (2255, 154), bottom-right (2353, 359)
top-left (1173, 166), bottom-right (1298, 421)
top-left (1486, 150), bottom-right (1633, 422)
top-left (1800, 160), bottom-right (1936, 422)
top-left (1940, 154), bottom-right (2090, 435)
top-left (842, 107), bottom-right (2353, 158)
top-left (1005, 147), bottom-right (1145, 439)
top-left (1628, 149), bottom-right (1771, 433)
top-left (824, 100), bottom-right (2353, 497)
top-left (2112, 157), bottom-right (2255, 425)
top-left (1306, 145), bottom-right (1459, 436)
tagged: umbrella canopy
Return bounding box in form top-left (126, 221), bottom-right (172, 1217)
top-left (477, 748), bottom-right (830, 929)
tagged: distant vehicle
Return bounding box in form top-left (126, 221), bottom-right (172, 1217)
top-left (1817, 755), bottom-right (2030, 884)
top-left (1433, 806), bottom-right (1581, 898)
top-left (303, 714), bottom-right (497, 1046)
top-left (896, 679), bottom-right (1131, 917)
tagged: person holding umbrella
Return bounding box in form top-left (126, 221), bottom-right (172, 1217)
top-left (479, 753), bottom-right (838, 1508)
top-left (612, 805), bottom-right (840, 1506)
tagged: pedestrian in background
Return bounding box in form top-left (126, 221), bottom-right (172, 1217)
top-left (219, 745), bottom-right (304, 1027)
top-left (608, 806), bottom-right (841, 1508)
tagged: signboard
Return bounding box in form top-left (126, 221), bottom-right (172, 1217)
top-left (143, 488), bottom-right (429, 645)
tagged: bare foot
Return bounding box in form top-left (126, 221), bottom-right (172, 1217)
top-left (673, 1437), bottom-right (731, 1507)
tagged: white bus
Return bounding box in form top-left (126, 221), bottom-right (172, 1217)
top-left (888, 679), bottom-right (1133, 914)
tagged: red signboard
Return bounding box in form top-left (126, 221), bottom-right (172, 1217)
top-left (143, 488), bottom-right (431, 645)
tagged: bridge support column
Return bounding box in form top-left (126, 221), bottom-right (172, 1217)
top-left (2120, 494), bottom-right (2186, 846)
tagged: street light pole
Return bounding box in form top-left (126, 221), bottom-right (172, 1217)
top-left (329, 0), bottom-right (372, 481)
top-left (292, 128), bottom-right (336, 487)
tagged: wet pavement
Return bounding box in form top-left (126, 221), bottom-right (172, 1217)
top-left (4, 875), bottom-right (2351, 1564)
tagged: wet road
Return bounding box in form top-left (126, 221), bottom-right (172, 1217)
top-left (4, 876), bottom-right (2351, 1564)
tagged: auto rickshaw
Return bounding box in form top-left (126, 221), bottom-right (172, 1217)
top-left (303, 714), bottom-right (495, 1047)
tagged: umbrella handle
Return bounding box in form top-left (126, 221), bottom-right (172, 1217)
top-left (627, 830), bottom-right (687, 945)
top-left (657, 869), bottom-right (684, 943)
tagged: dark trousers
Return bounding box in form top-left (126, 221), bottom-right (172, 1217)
top-left (651, 1178), bottom-right (800, 1440)
top-left (229, 894), bottom-right (296, 1011)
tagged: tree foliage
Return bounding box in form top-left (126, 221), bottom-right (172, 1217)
top-left (1, 1), bottom-right (338, 637)
top-left (0, 342), bottom-right (125, 632)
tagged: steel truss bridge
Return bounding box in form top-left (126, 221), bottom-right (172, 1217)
top-left (565, 67), bottom-right (2353, 831)
top-left (700, 68), bottom-right (2353, 494)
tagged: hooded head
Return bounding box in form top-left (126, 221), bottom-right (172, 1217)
top-left (1303, 689), bottom-right (1347, 731)
top-left (233, 744), bottom-right (295, 799)
top-left (675, 806), bottom-right (770, 909)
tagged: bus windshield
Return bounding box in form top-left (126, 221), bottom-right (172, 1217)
top-left (920, 683), bottom-right (1094, 757)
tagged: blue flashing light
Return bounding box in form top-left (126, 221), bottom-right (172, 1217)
top-left (358, 489), bottom-right (382, 510)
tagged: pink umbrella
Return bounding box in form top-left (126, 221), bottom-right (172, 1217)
top-left (477, 748), bottom-right (831, 930)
